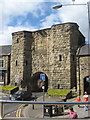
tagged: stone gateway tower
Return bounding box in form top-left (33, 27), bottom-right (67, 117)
top-left (10, 23), bottom-right (85, 91)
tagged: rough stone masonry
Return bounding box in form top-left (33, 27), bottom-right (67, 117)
top-left (10, 22), bottom-right (85, 91)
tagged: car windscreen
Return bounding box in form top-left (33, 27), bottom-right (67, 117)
top-left (15, 91), bottom-right (25, 95)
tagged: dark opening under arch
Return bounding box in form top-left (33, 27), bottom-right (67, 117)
top-left (30, 72), bottom-right (48, 92)
top-left (84, 76), bottom-right (90, 94)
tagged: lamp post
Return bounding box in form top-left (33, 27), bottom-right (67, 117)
top-left (52, 3), bottom-right (86, 9)
top-left (52, 1), bottom-right (90, 95)
top-left (40, 73), bottom-right (45, 118)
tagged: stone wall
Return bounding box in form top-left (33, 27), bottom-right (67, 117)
top-left (31, 29), bottom-right (51, 89)
top-left (10, 32), bottom-right (26, 86)
top-left (77, 56), bottom-right (90, 95)
top-left (48, 23), bottom-right (84, 89)
top-left (10, 23), bottom-right (85, 91)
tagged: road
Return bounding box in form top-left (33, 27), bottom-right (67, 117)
top-left (4, 103), bottom-right (20, 116)
top-left (32, 92), bottom-right (44, 98)
top-left (0, 92), bottom-right (20, 116)
top-left (0, 91), bottom-right (44, 117)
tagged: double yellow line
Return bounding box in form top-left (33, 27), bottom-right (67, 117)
top-left (16, 104), bottom-right (27, 117)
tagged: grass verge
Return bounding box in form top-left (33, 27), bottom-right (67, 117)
top-left (47, 89), bottom-right (71, 96)
top-left (0, 85), bottom-right (17, 91)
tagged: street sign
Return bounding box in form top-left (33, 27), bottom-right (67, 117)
top-left (40, 74), bottom-right (45, 81)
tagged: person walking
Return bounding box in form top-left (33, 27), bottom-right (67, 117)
top-left (83, 91), bottom-right (88, 111)
top-left (69, 107), bottom-right (78, 119)
top-left (76, 96), bottom-right (81, 107)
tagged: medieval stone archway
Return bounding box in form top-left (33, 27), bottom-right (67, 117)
top-left (30, 72), bottom-right (48, 92)
top-left (84, 76), bottom-right (90, 94)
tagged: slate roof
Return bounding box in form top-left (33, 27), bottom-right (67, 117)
top-left (0, 44), bottom-right (90, 56)
top-left (0, 45), bottom-right (11, 56)
top-left (79, 44), bottom-right (90, 56)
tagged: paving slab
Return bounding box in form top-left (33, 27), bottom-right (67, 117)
top-left (22, 95), bottom-right (90, 119)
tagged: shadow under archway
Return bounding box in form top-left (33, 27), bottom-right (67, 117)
top-left (30, 72), bottom-right (48, 92)
top-left (84, 76), bottom-right (90, 94)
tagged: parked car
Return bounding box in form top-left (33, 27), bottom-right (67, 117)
top-left (10, 90), bottom-right (32, 100)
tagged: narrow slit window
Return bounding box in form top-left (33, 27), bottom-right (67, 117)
top-left (26, 60), bottom-right (28, 66)
top-left (72, 55), bottom-right (75, 61)
top-left (16, 60), bottom-right (18, 66)
top-left (58, 84), bottom-right (60, 89)
top-left (17, 38), bottom-right (19, 43)
top-left (59, 55), bottom-right (62, 61)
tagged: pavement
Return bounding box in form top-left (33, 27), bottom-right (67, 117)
top-left (0, 89), bottom-right (9, 100)
top-left (0, 90), bottom-right (90, 119)
top-left (22, 94), bottom-right (90, 119)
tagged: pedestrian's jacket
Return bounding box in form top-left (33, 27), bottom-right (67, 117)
top-left (83, 95), bottom-right (88, 102)
top-left (69, 112), bottom-right (78, 119)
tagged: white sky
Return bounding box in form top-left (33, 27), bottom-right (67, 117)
top-left (0, 0), bottom-right (90, 45)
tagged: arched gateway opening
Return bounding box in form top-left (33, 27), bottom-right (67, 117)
top-left (84, 76), bottom-right (90, 94)
top-left (30, 72), bottom-right (48, 92)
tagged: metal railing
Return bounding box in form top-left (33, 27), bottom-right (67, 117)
top-left (0, 100), bottom-right (90, 119)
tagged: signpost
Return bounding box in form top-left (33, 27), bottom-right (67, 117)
top-left (40, 74), bottom-right (45, 118)
top-left (42, 85), bottom-right (45, 118)
top-left (40, 74), bottom-right (45, 81)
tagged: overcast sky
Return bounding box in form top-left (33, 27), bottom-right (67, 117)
top-left (0, 0), bottom-right (90, 45)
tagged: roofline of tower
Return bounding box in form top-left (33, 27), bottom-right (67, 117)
top-left (52, 22), bottom-right (79, 28)
top-left (12, 22), bottom-right (79, 35)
